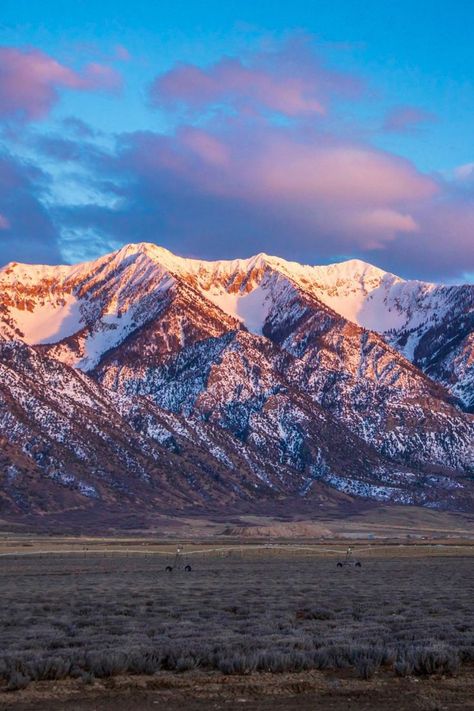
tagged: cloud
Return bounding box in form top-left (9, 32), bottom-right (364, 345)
top-left (0, 46), bottom-right (122, 122)
top-left (368, 194), bottom-right (474, 280)
top-left (114, 45), bottom-right (131, 61)
top-left (61, 116), bottom-right (97, 138)
top-left (383, 105), bottom-right (437, 133)
top-left (57, 106), bottom-right (474, 281)
top-left (1, 35), bottom-right (472, 282)
top-left (0, 153), bottom-right (62, 266)
top-left (33, 134), bottom-right (97, 162)
top-left (454, 162), bottom-right (474, 181)
top-left (220, 134), bottom-right (436, 207)
top-left (57, 118), bottom-right (440, 268)
top-left (149, 36), bottom-right (362, 119)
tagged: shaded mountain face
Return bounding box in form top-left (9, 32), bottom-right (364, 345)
top-left (0, 243), bottom-right (473, 515)
top-left (2, 338), bottom-right (326, 515)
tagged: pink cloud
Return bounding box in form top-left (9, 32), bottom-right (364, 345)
top-left (379, 196), bottom-right (474, 279)
top-left (180, 128), bottom-right (230, 166)
top-left (129, 38), bottom-right (434, 252)
top-left (0, 47), bottom-right (122, 121)
top-left (100, 121), bottom-right (437, 252)
top-left (151, 58), bottom-right (325, 116)
top-left (239, 139), bottom-right (436, 206)
top-left (383, 105), bottom-right (437, 133)
top-left (0, 32), bottom-right (469, 282)
top-left (114, 45), bottom-right (131, 61)
top-left (346, 209), bottom-right (418, 249)
top-left (454, 162), bottom-right (474, 180)
top-left (149, 38), bottom-right (362, 119)
top-left (58, 113), bottom-right (474, 279)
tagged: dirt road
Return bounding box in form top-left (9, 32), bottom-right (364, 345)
top-left (2, 670), bottom-right (474, 711)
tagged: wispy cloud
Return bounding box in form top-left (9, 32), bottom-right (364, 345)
top-left (149, 35), bottom-right (362, 119)
top-left (382, 105), bottom-right (437, 133)
top-left (0, 46), bottom-right (122, 122)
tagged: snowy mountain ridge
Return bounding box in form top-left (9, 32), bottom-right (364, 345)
top-left (1, 242), bottom-right (472, 407)
top-left (0, 242), bottom-right (445, 348)
top-left (0, 242), bottom-right (473, 519)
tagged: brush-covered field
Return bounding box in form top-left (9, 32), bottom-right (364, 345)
top-left (0, 546), bottom-right (473, 709)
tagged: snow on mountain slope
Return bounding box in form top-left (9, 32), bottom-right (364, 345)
top-left (1, 242), bottom-right (473, 514)
top-left (143, 247), bottom-right (473, 409)
top-left (203, 285), bottom-right (271, 334)
top-left (0, 244), bottom-right (301, 364)
top-left (1, 339), bottom-right (307, 515)
top-left (1, 240), bottom-right (472, 414)
top-left (0, 246), bottom-right (389, 343)
top-left (286, 261), bottom-right (473, 409)
top-left (0, 243), bottom-right (462, 360)
top-left (82, 252), bottom-right (473, 494)
top-left (7, 294), bottom-right (82, 345)
top-left (1, 242), bottom-right (472, 412)
top-left (0, 245), bottom-right (178, 369)
top-left (174, 249), bottom-right (473, 410)
top-left (97, 327), bottom-right (474, 510)
top-left (6, 336), bottom-right (441, 514)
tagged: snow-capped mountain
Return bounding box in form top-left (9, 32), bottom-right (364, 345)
top-left (287, 260), bottom-right (474, 411)
top-left (2, 243), bottom-right (472, 407)
top-left (0, 243), bottom-right (473, 517)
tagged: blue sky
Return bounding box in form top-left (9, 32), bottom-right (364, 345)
top-left (2, 0), bottom-right (473, 170)
top-left (0, 0), bottom-right (473, 280)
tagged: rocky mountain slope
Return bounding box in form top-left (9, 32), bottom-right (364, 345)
top-left (275, 258), bottom-right (474, 411)
top-left (0, 243), bottom-right (473, 515)
top-left (0, 338), bottom-right (286, 514)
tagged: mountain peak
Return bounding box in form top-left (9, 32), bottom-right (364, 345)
top-left (1, 240), bottom-right (473, 519)
top-left (115, 242), bottom-right (174, 260)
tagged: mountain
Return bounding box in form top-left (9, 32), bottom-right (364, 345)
top-left (276, 259), bottom-right (474, 411)
top-left (0, 338), bottom-right (288, 515)
top-left (0, 337), bottom-right (406, 518)
top-left (0, 243), bottom-right (473, 517)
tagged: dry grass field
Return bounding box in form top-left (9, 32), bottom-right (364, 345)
top-left (0, 541), bottom-right (473, 709)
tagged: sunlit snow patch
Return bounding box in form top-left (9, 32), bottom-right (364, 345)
top-left (204, 285), bottom-right (272, 334)
top-left (9, 295), bottom-right (82, 345)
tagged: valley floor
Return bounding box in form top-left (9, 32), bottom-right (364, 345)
top-left (0, 541), bottom-right (473, 709)
top-left (2, 502), bottom-right (474, 539)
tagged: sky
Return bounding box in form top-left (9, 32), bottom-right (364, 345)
top-left (0, 1), bottom-right (473, 282)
